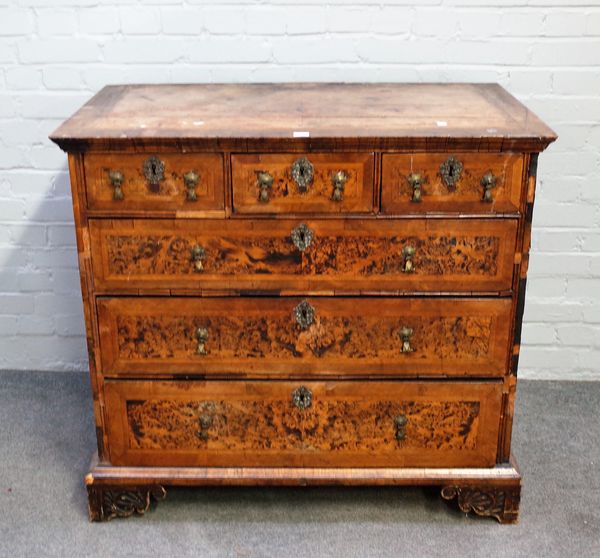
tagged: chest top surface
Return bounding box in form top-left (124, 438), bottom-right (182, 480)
top-left (50, 83), bottom-right (556, 152)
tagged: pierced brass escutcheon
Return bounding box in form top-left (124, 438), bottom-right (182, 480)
top-left (395, 414), bottom-right (408, 441)
top-left (439, 155), bottom-right (463, 190)
top-left (294, 300), bottom-right (315, 330)
top-left (108, 170), bottom-right (124, 201)
top-left (196, 414), bottom-right (212, 440)
top-left (407, 172), bottom-right (423, 203)
top-left (191, 245), bottom-right (206, 273)
top-left (399, 326), bottom-right (414, 353)
top-left (480, 171), bottom-right (497, 203)
top-left (195, 327), bottom-right (209, 356)
top-left (331, 170), bottom-right (348, 202)
top-left (402, 245), bottom-right (415, 273)
top-left (143, 156), bottom-right (165, 191)
top-left (292, 386), bottom-right (313, 410)
top-left (290, 223), bottom-right (314, 252)
top-left (184, 171), bottom-right (199, 201)
top-left (256, 171), bottom-right (274, 203)
top-left (291, 157), bottom-right (314, 193)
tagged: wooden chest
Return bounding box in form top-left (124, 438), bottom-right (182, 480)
top-left (50, 83), bottom-right (555, 523)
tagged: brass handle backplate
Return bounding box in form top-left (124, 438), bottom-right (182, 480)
top-left (256, 171), bottom-right (274, 203)
top-left (480, 171), bottom-right (497, 203)
top-left (108, 170), bottom-right (124, 201)
top-left (196, 414), bottom-right (212, 440)
top-left (439, 155), bottom-right (463, 190)
top-left (290, 223), bottom-right (314, 252)
top-left (184, 171), bottom-right (199, 201)
top-left (291, 157), bottom-right (314, 193)
top-left (407, 173), bottom-right (423, 203)
top-left (191, 245), bottom-right (206, 273)
top-left (196, 327), bottom-right (209, 355)
top-left (402, 245), bottom-right (415, 273)
top-left (399, 326), bottom-right (414, 353)
top-left (143, 155), bottom-right (165, 191)
top-left (292, 386), bottom-right (313, 410)
top-left (331, 170), bottom-right (347, 202)
top-left (395, 415), bottom-right (408, 441)
top-left (294, 300), bottom-right (315, 330)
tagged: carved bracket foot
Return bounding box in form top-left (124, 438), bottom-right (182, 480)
top-left (440, 484), bottom-right (521, 524)
top-left (87, 485), bottom-right (167, 522)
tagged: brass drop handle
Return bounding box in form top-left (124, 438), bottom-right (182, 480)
top-left (256, 171), bottom-right (273, 203)
top-left (108, 170), bottom-right (124, 201)
top-left (439, 155), bottom-right (463, 190)
top-left (291, 157), bottom-right (314, 193)
top-left (290, 223), bottom-right (314, 252)
top-left (407, 173), bottom-right (423, 203)
top-left (331, 170), bottom-right (348, 202)
top-left (402, 245), bottom-right (415, 273)
top-left (480, 171), bottom-right (497, 203)
top-left (191, 245), bottom-right (206, 273)
top-left (395, 415), bottom-right (408, 441)
top-left (196, 414), bottom-right (212, 440)
top-left (294, 300), bottom-right (315, 330)
top-left (184, 171), bottom-right (199, 201)
top-left (292, 386), bottom-right (313, 410)
top-left (196, 327), bottom-right (209, 355)
top-left (143, 155), bottom-right (165, 191)
top-left (399, 326), bottom-right (414, 353)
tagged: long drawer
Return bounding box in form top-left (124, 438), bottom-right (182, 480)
top-left (89, 218), bottom-right (517, 293)
top-left (97, 297), bottom-right (512, 377)
top-left (104, 379), bottom-right (503, 467)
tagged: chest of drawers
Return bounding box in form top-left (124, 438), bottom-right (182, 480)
top-left (50, 83), bottom-right (555, 523)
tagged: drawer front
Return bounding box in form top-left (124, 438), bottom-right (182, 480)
top-left (104, 380), bottom-right (502, 467)
top-left (98, 297), bottom-right (512, 377)
top-left (90, 218), bottom-right (517, 293)
top-left (84, 153), bottom-right (224, 213)
top-left (382, 153), bottom-right (524, 214)
top-left (231, 153), bottom-right (374, 213)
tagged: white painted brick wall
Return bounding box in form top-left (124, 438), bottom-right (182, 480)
top-left (0, 0), bottom-right (599, 378)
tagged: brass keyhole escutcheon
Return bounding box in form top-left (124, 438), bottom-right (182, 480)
top-left (291, 157), bottom-right (314, 193)
top-left (294, 300), bottom-right (315, 330)
top-left (143, 156), bottom-right (165, 192)
top-left (290, 223), bottom-right (314, 252)
top-left (292, 386), bottom-right (313, 410)
top-left (439, 155), bottom-right (463, 190)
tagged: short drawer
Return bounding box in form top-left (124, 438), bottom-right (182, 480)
top-left (231, 153), bottom-right (374, 213)
top-left (97, 297), bottom-right (512, 377)
top-left (89, 218), bottom-right (517, 293)
top-left (382, 153), bottom-right (524, 214)
top-left (104, 379), bottom-right (502, 467)
top-left (83, 153), bottom-right (224, 213)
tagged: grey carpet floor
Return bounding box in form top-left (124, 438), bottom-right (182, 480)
top-left (0, 371), bottom-right (598, 558)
